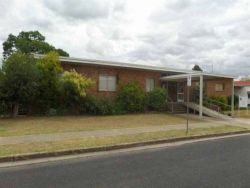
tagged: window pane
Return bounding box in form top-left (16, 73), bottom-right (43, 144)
top-left (150, 79), bottom-right (155, 91)
top-left (146, 78), bottom-right (154, 92)
top-left (99, 75), bottom-right (107, 91)
top-left (107, 76), bottom-right (116, 91)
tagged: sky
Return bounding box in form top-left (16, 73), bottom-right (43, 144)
top-left (0, 0), bottom-right (250, 76)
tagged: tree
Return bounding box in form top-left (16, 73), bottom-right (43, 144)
top-left (36, 51), bottom-right (63, 111)
top-left (0, 52), bottom-right (38, 117)
top-left (192, 64), bottom-right (203, 71)
top-left (2, 31), bottom-right (69, 59)
top-left (59, 70), bottom-right (93, 110)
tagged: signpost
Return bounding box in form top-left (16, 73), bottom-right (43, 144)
top-left (186, 75), bottom-right (191, 134)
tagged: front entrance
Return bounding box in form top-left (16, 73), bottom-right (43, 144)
top-left (177, 82), bottom-right (184, 102)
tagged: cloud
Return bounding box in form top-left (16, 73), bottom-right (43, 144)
top-left (0, 0), bottom-right (250, 76)
top-left (42, 0), bottom-right (124, 21)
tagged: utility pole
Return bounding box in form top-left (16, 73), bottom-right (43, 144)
top-left (186, 75), bottom-right (191, 135)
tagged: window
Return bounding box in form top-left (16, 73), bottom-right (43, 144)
top-left (146, 78), bottom-right (155, 92)
top-left (248, 92), bottom-right (250, 99)
top-left (215, 83), bottom-right (224, 92)
top-left (99, 75), bottom-right (116, 91)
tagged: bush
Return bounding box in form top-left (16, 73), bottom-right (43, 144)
top-left (207, 96), bottom-right (229, 111)
top-left (227, 95), bottom-right (239, 108)
top-left (59, 69), bottom-right (93, 109)
top-left (81, 96), bottom-right (115, 115)
top-left (146, 88), bottom-right (167, 111)
top-left (0, 101), bottom-right (11, 116)
top-left (117, 82), bottom-right (146, 113)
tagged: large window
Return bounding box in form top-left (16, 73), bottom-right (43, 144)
top-left (99, 75), bottom-right (117, 91)
top-left (248, 92), bottom-right (250, 99)
top-left (146, 78), bottom-right (155, 92)
top-left (215, 83), bottom-right (224, 92)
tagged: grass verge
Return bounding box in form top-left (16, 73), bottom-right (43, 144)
top-left (0, 113), bottom-right (202, 137)
top-left (0, 125), bottom-right (247, 157)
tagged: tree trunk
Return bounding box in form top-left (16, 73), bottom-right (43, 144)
top-left (12, 103), bottom-right (19, 117)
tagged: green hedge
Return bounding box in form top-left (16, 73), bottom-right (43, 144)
top-left (117, 82), bottom-right (146, 113)
top-left (146, 88), bottom-right (167, 111)
top-left (206, 96), bottom-right (229, 111)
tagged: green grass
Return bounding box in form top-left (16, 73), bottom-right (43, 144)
top-left (0, 125), bottom-right (246, 157)
top-left (0, 113), bottom-right (202, 137)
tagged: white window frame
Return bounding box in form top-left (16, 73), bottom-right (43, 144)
top-left (146, 78), bottom-right (155, 92)
top-left (99, 75), bottom-right (117, 92)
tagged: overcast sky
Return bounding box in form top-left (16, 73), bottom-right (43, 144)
top-left (0, 0), bottom-right (250, 76)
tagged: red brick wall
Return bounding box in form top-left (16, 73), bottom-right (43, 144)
top-left (62, 62), bottom-right (162, 96)
top-left (62, 62), bottom-right (233, 98)
top-left (205, 78), bottom-right (233, 97)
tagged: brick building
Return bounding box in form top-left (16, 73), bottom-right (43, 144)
top-left (35, 54), bottom-right (235, 117)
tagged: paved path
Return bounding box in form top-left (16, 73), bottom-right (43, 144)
top-left (1, 134), bottom-right (250, 188)
top-left (0, 121), bottom-right (227, 145)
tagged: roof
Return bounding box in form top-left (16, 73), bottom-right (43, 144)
top-left (161, 72), bottom-right (235, 81)
top-left (234, 81), bottom-right (250, 86)
top-left (33, 54), bottom-right (235, 79)
top-left (33, 54), bottom-right (194, 74)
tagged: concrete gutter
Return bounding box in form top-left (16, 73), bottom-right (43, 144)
top-left (1, 130), bottom-right (250, 164)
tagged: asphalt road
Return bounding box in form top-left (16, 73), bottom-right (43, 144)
top-left (1, 135), bottom-right (250, 188)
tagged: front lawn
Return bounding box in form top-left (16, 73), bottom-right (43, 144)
top-left (0, 125), bottom-right (247, 157)
top-left (233, 110), bottom-right (250, 118)
top-left (0, 113), bottom-right (201, 137)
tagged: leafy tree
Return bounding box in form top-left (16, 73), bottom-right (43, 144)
top-left (2, 31), bottom-right (69, 59)
top-left (59, 70), bottom-right (93, 110)
top-left (36, 52), bottom-right (63, 111)
top-left (0, 52), bottom-right (38, 117)
top-left (117, 82), bottom-right (146, 113)
top-left (192, 64), bottom-right (203, 71)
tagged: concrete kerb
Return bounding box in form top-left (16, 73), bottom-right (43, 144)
top-left (1, 130), bottom-right (250, 164)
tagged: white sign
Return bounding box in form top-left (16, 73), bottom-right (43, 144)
top-left (239, 96), bottom-right (248, 108)
top-left (187, 75), bottom-right (192, 86)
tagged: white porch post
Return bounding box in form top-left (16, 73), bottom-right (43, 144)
top-left (231, 80), bottom-right (234, 117)
top-left (199, 75), bottom-right (203, 118)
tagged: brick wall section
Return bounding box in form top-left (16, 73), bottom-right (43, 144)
top-left (205, 78), bottom-right (232, 97)
top-left (62, 62), bottom-right (233, 98)
top-left (62, 62), bottom-right (162, 96)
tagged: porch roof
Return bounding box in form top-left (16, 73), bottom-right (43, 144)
top-left (160, 72), bottom-right (235, 81)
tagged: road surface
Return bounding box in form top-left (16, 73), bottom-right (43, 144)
top-left (1, 135), bottom-right (250, 188)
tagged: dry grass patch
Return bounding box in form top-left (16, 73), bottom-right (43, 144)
top-left (0, 125), bottom-right (246, 157)
top-left (0, 113), bottom-right (201, 137)
top-left (232, 110), bottom-right (250, 118)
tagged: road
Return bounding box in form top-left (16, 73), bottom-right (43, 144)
top-left (1, 135), bottom-right (250, 188)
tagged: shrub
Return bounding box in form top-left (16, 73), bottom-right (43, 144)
top-left (59, 69), bottom-right (93, 110)
top-left (81, 96), bottom-right (115, 115)
top-left (207, 96), bottom-right (229, 111)
top-left (146, 87), bottom-right (167, 111)
top-left (0, 101), bottom-right (11, 116)
top-left (117, 82), bottom-right (146, 113)
top-left (227, 95), bottom-right (239, 108)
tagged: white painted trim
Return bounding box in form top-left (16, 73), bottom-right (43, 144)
top-left (160, 72), bottom-right (235, 80)
top-left (199, 75), bottom-right (203, 118)
top-left (33, 54), bottom-right (194, 74)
